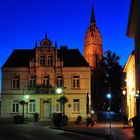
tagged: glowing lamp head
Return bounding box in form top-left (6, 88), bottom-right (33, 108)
top-left (107, 93), bottom-right (112, 99)
top-left (56, 88), bottom-right (63, 94)
top-left (24, 95), bottom-right (29, 100)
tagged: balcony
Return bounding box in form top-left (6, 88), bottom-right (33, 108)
top-left (27, 85), bottom-right (56, 94)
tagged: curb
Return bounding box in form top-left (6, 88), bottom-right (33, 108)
top-left (49, 126), bottom-right (120, 140)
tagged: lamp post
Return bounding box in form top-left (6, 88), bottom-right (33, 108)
top-left (106, 92), bottom-right (112, 137)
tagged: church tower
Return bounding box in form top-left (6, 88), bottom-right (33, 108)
top-left (84, 3), bottom-right (103, 69)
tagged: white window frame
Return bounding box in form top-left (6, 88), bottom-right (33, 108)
top-left (11, 75), bottom-right (20, 89)
top-left (28, 100), bottom-right (36, 113)
top-left (56, 100), bottom-right (61, 113)
top-left (29, 75), bottom-right (36, 88)
top-left (12, 100), bottom-right (19, 113)
top-left (56, 75), bottom-right (63, 87)
top-left (73, 99), bottom-right (80, 113)
top-left (72, 75), bottom-right (80, 88)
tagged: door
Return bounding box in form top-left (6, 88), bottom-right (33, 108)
top-left (44, 99), bottom-right (51, 118)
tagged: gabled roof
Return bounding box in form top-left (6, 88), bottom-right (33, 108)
top-left (2, 48), bottom-right (89, 68)
top-left (58, 49), bottom-right (89, 67)
top-left (2, 49), bottom-right (35, 68)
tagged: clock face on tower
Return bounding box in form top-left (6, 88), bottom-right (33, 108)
top-left (41, 39), bottom-right (51, 48)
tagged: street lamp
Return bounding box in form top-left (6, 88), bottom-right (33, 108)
top-left (106, 92), bottom-right (112, 137)
top-left (56, 87), bottom-right (63, 94)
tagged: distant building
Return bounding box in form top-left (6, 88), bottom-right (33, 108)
top-left (127, 0), bottom-right (140, 116)
top-left (1, 36), bottom-right (91, 120)
top-left (123, 51), bottom-right (136, 119)
top-left (84, 3), bottom-right (103, 110)
top-left (84, 4), bottom-right (103, 70)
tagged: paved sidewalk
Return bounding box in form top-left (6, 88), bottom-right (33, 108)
top-left (52, 122), bottom-right (140, 140)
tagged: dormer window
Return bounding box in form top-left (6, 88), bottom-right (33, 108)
top-left (39, 55), bottom-right (45, 67)
top-left (48, 55), bottom-right (53, 66)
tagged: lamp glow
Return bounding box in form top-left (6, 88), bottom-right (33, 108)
top-left (107, 93), bottom-right (112, 99)
top-left (24, 95), bottom-right (29, 100)
top-left (56, 88), bottom-right (63, 94)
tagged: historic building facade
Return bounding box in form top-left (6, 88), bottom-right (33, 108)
top-left (84, 5), bottom-right (103, 69)
top-left (127, 0), bottom-right (140, 116)
top-left (123, 51), bottom-right (137, 119)
top-left (1, 36), bottom-right (91, 120)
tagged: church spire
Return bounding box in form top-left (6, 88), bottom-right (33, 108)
top-left (90, 1), bottom-right (96, 25)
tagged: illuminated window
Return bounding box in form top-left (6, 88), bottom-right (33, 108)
top-left (73, 99), bottom-right (80, 113)
top-left (43, 75), bottom-right (50, 87)
top-left (56, 75), bottom-right (63, 87)
top-left (29, 75), bottom-right (36, 88)
top-left (28, 100), bottom-right (35, 113)
top-left (12, 100), bottom-right (19, 113)
top-left (72, 75), bottom-right (80, 88)
top-left (39, 55), bottom-right (45, 66)
top-left (12, 75), bottom-right (20, 89)
top-left (56, 100), bottom-right (61, 112)
top-left (48, 55), bottom-right (53, 66)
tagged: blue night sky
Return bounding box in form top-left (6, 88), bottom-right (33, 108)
top-left (0, 0), bottom-right (134, 92)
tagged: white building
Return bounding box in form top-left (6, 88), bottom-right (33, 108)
top-left (1, 36), bottom-right (91, 121)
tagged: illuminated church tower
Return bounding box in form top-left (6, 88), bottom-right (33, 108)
top-left (84, 4), bottom-right (103, 69)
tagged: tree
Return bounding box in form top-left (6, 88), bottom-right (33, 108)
top-left (58, 96), bottom-right (68, 115)
top-left (19, 100), bottom-right (26, 122)
top-left (92, 50), bottom-right (123, 112)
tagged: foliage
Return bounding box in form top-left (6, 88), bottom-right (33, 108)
top-left (76, 115), bottom-right (82, 125)
top-left (19, 100), bottom-right (26, 105)
top-left (92, 50), bottom-right (123, 112)
top-left (33, 113), bottom-right (39, 122)
top-left (57, 96), bottom-right (68, 115)
top-left (52, 113), bottom-right (68, 127)
top-left (58, 96), bottom-right (68, 105)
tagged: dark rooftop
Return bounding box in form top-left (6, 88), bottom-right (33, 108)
top-left (2, 48), bottom-right (89, 68)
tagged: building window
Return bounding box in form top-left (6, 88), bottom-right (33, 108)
top-left (72, 75), bottom-right (80, 88)
top-left (29, 75), bottom-right (36, 88)
top-left (43, 75), bottom-right (50, 87)
top-left (28, 100), bottom-right (35, 113)
top-left (12, 75), bottom-right (20, 89)
top-left (56, 75), bottom-right (63, 87)
top-left (39, 55), bottom-right (45, 66)
top-left (47, 55), bottom-right (53, 66)
top-left (73, 99), bottom-right (80, 113)
top-left (56, 100), bottom-right (61, 112)
top-left (12, 100), bottom-right (19, 113)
